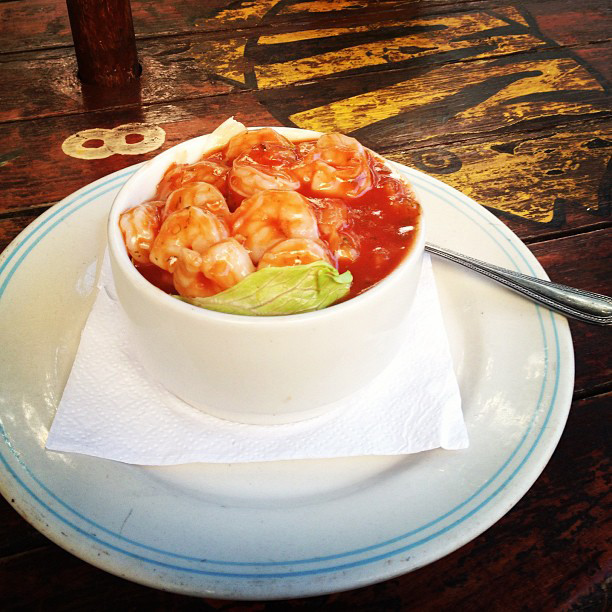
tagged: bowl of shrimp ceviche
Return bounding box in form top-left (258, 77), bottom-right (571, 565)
top-left (108, 118), bottom-right (424, 424)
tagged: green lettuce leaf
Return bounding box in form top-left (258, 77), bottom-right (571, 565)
top-left (175, 261), bottom-right (352, 316)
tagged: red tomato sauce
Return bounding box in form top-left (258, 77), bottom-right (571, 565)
top-left (331, 180), bottom-right (418, 298)
top-left (133, 138), bottom-right (420, 300)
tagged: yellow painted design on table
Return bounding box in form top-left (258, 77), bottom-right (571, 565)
top-left (291, 57), bottom-right (604, 134)
top-left (279, 0), bottom-right (370, 14)
top-left (491, 6), bottom-right (530, 27)
top-left (257, 22), bottom-right (404, 45)
top-left (256, 35), bottom-right (545, 88)
top-left (254, 12), bottom-right (545, 88)
top-left (198, 0), bottom-right (279, 24)
top-left (62, 123), bottom-right (166, 160)
top-left (387, 129), bottom-right (610, 223)
top-left (61, 128), bottom-right (113, 160)
top-left (194, 39), bottom-right (248, 84)
top-left (456, 58), bottom-right (605, 121)
top-left (256, 11), bottom-right (519, 46)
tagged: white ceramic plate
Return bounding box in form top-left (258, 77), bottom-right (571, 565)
top-left (0, 160), bottom-right (573, 600)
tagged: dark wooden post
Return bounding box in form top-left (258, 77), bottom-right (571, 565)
top-left (66, 0), bottom-right (140, 87)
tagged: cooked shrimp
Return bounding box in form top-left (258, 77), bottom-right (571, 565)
top-left (149, 207), bottom-right (229, 273)
top-left (232, 190), bottom-right (319, 263)
top-left (224, 128), bottom-right (294, 162)
top-left (331, 231), bottom-right (360, 263)
top-left (311, 197), bottom-right (360, 262)
top-left (184, 160), bottom-right (230, 192)
top-left (156, 160), bottom-right (230, 200)
top-left (163, 182), bottom-right (230, 221)
top-left (172, 257), bottom-right (221, 298)
top-left (228, 144), bottom-right (300, 202)
top-left (171, 238), bottom-right (255, 297)
top-left (296, 133), bottom-right (372, 198)
top-left (258, 238), bottom-right (331, 269)
top-left (201, 238), bottom-right (255, 290)
top-left (311, 198), bottom-right (348, 240)
top-left (155, 164), bottom-right (185, 200)
top-left (378, 175), bottom-right (418, 208)
top-left (119, 203), bottom-right (161, 264)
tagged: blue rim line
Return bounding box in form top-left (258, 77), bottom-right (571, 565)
top-left (0, 167), bottom-right (138, 298)
top-left (0, 168), bottom-right (562, 578)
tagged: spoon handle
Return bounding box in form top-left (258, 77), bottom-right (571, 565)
top-left (425, 243), bottom-right (612, 326)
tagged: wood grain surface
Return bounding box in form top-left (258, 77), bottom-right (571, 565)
top-left (0, 0), bottom-right (610, 609)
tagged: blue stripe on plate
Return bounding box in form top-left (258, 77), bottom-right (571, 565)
top-left (0, 167), bottom-right (137, 298)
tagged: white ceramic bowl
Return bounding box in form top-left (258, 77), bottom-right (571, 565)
top-left (107, 126), bottom-right (425, 424)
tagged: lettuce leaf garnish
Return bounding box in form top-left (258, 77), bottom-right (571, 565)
top-left (176, 261), bottom-right (352, 316)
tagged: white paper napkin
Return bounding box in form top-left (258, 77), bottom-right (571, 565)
top-left (46, 254), bottom-right (468, 464)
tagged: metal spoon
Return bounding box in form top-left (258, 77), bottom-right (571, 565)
top-left (425, 243), bottom-right (612, 326)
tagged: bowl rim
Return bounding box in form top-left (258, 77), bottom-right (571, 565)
top-left (107, 125), bottom-right (425, 325)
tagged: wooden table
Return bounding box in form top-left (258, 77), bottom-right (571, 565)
top-left (1, 1), bottom-right (610, 608)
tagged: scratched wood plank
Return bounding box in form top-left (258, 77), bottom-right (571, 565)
top-left (1, 391), bottom-right (609, 609)
top-left (0, 22), bottom-right (565, 123)
top-left (1, 0), bottom-right (609, 59)
top-left (1, 4), bottom-right (609, 123)
top-left (0, 0), bottom-right (473, 53)
top-left (0, 9), bottom-right (549, 120)
top-left (522, 0), bottom-right (612, 82)
top-left (524, 0), bottom-right (612, 46)
top-left (0, 6), bottom-right (564, 121)
top-left (2, 0), bottom-right (609, 230)
top-left (572, 45), bottom-right (612, 84)
top-left (0, 37), bottom-right (236, 123)
top-left (2, 0), bottom-right (609, 54)
top-left (0, 0), bottom-right (228, 52)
